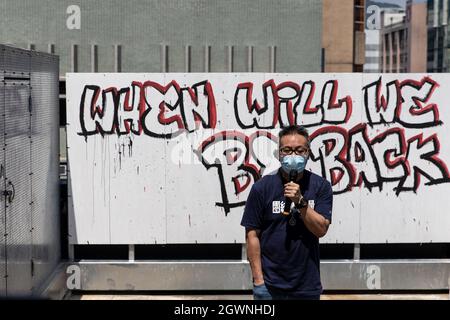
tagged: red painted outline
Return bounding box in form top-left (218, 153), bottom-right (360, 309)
top-left (131, 81), bottom-right (148, 135)
top-left (198, 130), bottom-right (260, 194)
top-left (236, 80), bottom-right (279, 127)
top-left (301, 81), bottom-right (319, 114)
top-left (138, 80), bottom-right (185, 130)
top-left (397, 77), bottom-right (440, 123)
top-left (371, 127), bottom-right (408, 172)
top-left (232, 173), bottom-right (251, 195)
top-left (325, 80), bottom-right (353, 123)
top-left (102, 87), bottom-right (118, 133)
top-left (406, 133), bottom-right (450, 190)
top-left (185, 81), bottom-right (217, 129)
top-left (224, 148), bottom-right (242, 165)
top-left (377, 79), bottom-right (400, 113)
top-left (276, 81), bottom-right (301, 125)
top-left (310, 126), bottom-right (356, 189)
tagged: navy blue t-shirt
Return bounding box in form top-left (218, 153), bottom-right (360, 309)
top-left (241, 169), bottom-right (333, 297)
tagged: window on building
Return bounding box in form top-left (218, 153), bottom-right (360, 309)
top-left (354, 0), bottom-right (365, 32)
top-left (438, 45), bottom-right (444, 70)
top-left (427, 0), bottom-right (433, 26)
top-left (447, 25), bottom-right (450, 48)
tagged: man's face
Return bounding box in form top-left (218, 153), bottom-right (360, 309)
top-left (278, 134), bottom-right (309, 160)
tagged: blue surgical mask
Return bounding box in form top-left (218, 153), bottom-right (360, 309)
top-left (280, 155), bottom-right (308, 174)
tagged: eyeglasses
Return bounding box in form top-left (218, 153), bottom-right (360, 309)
top-left (279, 147), bottom-right (309, 156)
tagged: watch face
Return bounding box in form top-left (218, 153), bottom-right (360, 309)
top-left (296, 198), bottom-right (307, 209)
top-left (300, 198), bottom-right (307, 208)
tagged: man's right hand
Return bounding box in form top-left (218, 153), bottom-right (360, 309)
top-left (253, 278), bottom-right (265, 286)
top-left (253, 281), bottom-right (272, 300)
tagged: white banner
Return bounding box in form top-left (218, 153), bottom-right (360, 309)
top-left (67, 73), bottom-right (450, 244)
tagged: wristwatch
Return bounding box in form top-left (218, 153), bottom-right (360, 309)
top-left (295, 196), bottom-right (308, 209)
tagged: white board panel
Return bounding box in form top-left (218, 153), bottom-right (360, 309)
top-left (67, 74), bottom-right (167, 244)
top-left (165, 73), bottom-right (269, 243)
top-left (359, 73), bottom-right (450, 243)
top-left (66, 73), bottom-right (450, 244)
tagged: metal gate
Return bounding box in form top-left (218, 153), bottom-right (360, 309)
top-left (0, 52), bottom-right (5, 296)
top-left (4, 79), bottom-right (32, 296)
top-left (3, 48), bottom-right (33, 297)
top-left (30, 50), bottom-right (61, 293)
top-left (0, 45), bottom-right (60, 298)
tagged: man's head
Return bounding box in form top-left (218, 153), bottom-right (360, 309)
top-left (278, 125), bottom-right (310, 175)
top-left (278, 125), bottom-right (310, 157)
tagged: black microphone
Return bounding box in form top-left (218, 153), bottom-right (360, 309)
top-left (282, 169), bottom-right (298, 216)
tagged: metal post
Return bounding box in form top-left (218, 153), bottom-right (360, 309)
top-left (91, 44), bottom-right (98, 72)
top-left (184, 45), bottom-right (191, 73)
top-left (247, 45), bottom-right (253, 72)
top-left (353, 243), bottom-right (360, 261)
top-left (226, 45), bottom-right (233, 72)
top-left (114, 44), bottom-right (121, 72)
top-left (160, 44), bottom-right (168, 72)
top-left (68, 244), bottom-right (74, 261)
top-left (269, 46), bottom-right (276, 73)
top-left (71, 44), bottom-right (78, 72)
top-left (241, 244), bottom-right (247, 261)
top-left (129, 244), bottom-right (135, 262)
top-left (204, 45), bottom-right (211, 72)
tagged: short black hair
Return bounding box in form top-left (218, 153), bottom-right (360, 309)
top-left (278, 125), bottom-right (310, 146)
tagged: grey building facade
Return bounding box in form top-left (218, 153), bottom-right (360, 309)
top-left (1, 0), bottom-right (323, 176)
top-left (1, 0), bottom-right (323, 76)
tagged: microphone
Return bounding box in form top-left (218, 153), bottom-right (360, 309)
top-left (282, 169), bottom-right (298, 216)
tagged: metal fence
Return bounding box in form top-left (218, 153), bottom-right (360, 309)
top-left (0, 45), bottom-right (60, 297)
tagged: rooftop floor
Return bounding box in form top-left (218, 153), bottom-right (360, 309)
top-left (69, 293), bottom-right (449, 300)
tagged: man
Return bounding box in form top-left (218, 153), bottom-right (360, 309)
top-left (241, 125), bottom-right (332, 300)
